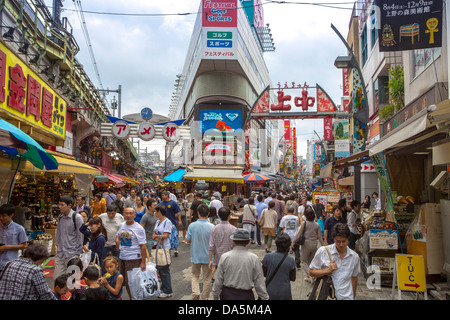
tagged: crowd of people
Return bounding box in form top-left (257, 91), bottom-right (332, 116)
top-left (0, 185), bottom-right (377, 300)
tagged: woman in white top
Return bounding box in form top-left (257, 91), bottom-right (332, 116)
top-left (242, 197), bottom-right (257, 244)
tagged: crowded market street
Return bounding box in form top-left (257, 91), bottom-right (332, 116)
top-left (0, 0), bottom-right (449, 310)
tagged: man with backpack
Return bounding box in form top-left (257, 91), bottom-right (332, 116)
top-left (160, 191), bottom-right (181, 256)
top-left (54, 195), bottom-right (84, 280)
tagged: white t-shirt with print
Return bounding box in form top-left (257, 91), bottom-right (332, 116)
top-left (117, 222), bottom-right (146, 261)
top-left (280, 214), bottom-right (299, 241)
top-left (153, 218), bottom-right (173, 250)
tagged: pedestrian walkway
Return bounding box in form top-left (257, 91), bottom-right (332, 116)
top-left (179, 244), bottom-right (426, 300)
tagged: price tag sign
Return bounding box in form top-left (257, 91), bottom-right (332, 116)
top-left (138, 122), bottom-right (155, 141)
top-left (112, 121), bottom-right (130, 140)
top-left (162, 122), bottom-right (179, 142)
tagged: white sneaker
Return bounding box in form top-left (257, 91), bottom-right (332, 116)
top-left (158, 292), bottom-right (173, 298)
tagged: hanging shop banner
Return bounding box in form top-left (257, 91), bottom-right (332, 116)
top-left (378, 0), bottom-right (443, 52)
top-left (333, 119), bottom-right (350, 158)
top-left (370, 152), bottom-right (397, 223)
top-left (324, 117), bottom-right (333, 141)
top-left (202, 0), bottom-right (238, 28)
top-left (0, 42), bottom-right (67, 141)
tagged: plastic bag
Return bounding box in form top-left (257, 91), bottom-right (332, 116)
top-left (80, 250), bottom-right (91, 271)
top-left (127, 262), bottom-right (160, 300)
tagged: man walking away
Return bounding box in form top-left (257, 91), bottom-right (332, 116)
top-left (186, 204), bottom-right (214, 300)
top-left (211, 228), bottom-right (269, 300)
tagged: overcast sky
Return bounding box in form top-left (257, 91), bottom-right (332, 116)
top-left (47, 0), bottom-right (356, 159)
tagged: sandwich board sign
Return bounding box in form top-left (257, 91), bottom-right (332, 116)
top-left (392, 254), bottom-right (427, 300)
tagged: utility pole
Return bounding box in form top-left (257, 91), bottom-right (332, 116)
top-left (98, 85), bottom-right (122, 118)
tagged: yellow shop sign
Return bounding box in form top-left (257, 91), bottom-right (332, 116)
top-left (0, 42), bottom-right (66, 140)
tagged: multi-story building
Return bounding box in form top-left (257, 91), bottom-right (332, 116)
top-left (341, 0), bottom-right (450, 205)
top-left (0, 0), bottom-right (139, 201)
top-left (167, 0), bottom-right (280, 194)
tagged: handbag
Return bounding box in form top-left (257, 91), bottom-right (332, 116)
top-left (258, 209), bottom-right (266, 227)
top-left (89, 252), bottom-right (102, 277)
top-left (150, 236), bottom-right (171, 267)
top-left (295, 221), bottom-right (307, 246)
top-left (308, 246), bottom-right (337, 300)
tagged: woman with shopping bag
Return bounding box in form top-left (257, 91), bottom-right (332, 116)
top-left (79, 216), bottom-right (107, 273)
top-left (151, 205), bottom-right (174, 298)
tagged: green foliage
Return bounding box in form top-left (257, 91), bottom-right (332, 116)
top-left (380, 65), bottom-right (404, 120)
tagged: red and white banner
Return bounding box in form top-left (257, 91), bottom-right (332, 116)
top-left (202, 0), bottom-right (238, 28)
top-left (343, 68), bottom-right (349, 96)
top-left (324, 117), bottom-right (333, 141)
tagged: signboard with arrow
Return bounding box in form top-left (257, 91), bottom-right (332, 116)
top-left (392, 254), bottom-right (427, 300)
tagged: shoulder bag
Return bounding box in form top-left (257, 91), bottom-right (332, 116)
top-left (295, 221), bottom-right (307, 246)
top-left (308, 246), bottom-right (337, 300)
top-left (265, 252), bottom-right (289, 287)
top-left (150, 235), bottom-right (171, 267)
top-left (258, 209), bottom-right (266, 227)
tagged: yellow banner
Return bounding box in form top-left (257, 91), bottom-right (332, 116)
top-left (0, 42), bottom-right (66, 140)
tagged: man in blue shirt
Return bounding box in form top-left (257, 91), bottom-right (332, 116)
top-left (255, 195), bottom-right (268, 246)
top-left (160, 191), bottom-right (181, 256)
top-left (187, 203), bottom-right (214, 300)
top-left (324, 205), bottom-right (343, 245)
top-left (0, 204), bottom-right (28, 273)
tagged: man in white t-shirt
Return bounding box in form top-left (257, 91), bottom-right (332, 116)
top-left (115, 207), bottom-right (147, 300)
top-left (209, 197), bottom-right (223, 216)
top-left (280, 205), bottom-right (300, 268)
top-left (99, 205), bottom-right (124, 265)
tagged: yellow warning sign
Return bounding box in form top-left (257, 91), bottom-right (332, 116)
top-left (396, 254), bottom-right (426, 292)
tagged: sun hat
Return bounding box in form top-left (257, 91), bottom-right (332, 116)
top-left (230, 228), bottom-right (251, 241)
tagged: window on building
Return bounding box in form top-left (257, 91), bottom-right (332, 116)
top-left (412, 48), bottom-right (441, 78)
top-left (370, 5), bottom-right (378, 48)
top-left (373, 75), bottom-right (388, 112)
top-left (361, 25), bottom-right (368, 66)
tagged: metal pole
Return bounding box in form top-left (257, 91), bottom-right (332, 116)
top-left (118, 85), bottom-right (122, 118)
top-left (331, 23), bottom-right (369, 203)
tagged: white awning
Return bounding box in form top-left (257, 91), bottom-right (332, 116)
top-left (184, 167), bottom-right (244, 183)
top-left (368, 109), bottom-right (430, 156)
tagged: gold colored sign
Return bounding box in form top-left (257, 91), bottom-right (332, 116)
top-left (0, 42), bottom-right (66, 140)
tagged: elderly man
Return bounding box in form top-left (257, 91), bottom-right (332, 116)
top-left (212, 228), bottom-right (269, 300)
top-left (116, 207), bottom-right (147, 300)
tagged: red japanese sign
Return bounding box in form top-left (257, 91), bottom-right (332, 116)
top-left (271, 88), bottom-right (315, 112)
top-left (343, 68), bottom-right (349, 96)
top-left (324, 117), bottom-right (333, 141)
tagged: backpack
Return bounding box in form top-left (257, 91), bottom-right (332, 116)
top-left (162, 219), bottom-right (179, 250)
top-left (58, 211), bottom-right (79, 232)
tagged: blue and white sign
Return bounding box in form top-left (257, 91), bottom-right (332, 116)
top-left (141, 107), bottom-right (153, 120)
top-left (207, 40), bottom-right (232, 48)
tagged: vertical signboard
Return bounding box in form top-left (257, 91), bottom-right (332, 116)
top-left (202, 0), bottom-right (238, 60)
top-left (333, 119), bottom-right (350, 158)
top-left (370, 152), bottom-right (397, 223)
top-left (324, 117), bottom-right (333, 141)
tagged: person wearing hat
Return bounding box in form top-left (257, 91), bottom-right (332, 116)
top-left (211, 228), bottom-right (269, 300)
